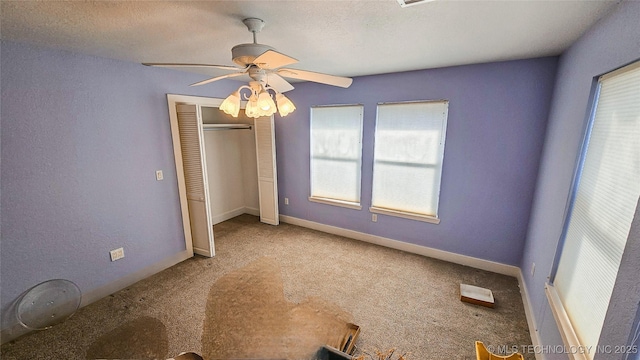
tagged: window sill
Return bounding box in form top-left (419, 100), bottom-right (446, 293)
top-left (308, 196), bottom-right (362, 210)
top-left (369, 206), bottom-right (440, 224)
top-left (545, 283), bottom-right (589, 360)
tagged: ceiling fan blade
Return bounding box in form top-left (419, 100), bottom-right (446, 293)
top-left (190, 71), bottom-right (246, 87)
top-left (254, 50), bottom-right (298, 70)
top-left (266, 73), bottom-right (295, 93)
top-left (142, 63), bottom-right (243, 71)
top-left (278, 68), bottom-right (353, 88)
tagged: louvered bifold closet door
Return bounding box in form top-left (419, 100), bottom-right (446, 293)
top-left (176, 104), bottom-right (215, 257)
top-left (254, 116), bottom-right (279, 225)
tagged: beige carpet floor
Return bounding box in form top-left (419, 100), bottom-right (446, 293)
top-left (0, 214), bottom-right (533, 359)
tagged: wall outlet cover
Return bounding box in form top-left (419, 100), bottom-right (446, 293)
top-left (110, 247), bottom-right (125, 261)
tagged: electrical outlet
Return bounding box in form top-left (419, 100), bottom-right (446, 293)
top-left (530, 262), bottom-right (536, 276)
top-left (372, 214), bottom-right (378, 222)
top-left (110, 247), bottom-right (125, 262)
top-left (155, 170), bottom-right (164, 181)
top-left (284, 197), bottom-right (289, 205)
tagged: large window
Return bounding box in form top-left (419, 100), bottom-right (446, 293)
top-left (370, 100), bottom-right (449, 223)
top-left (547, 61), bottom-right (640, 359)
top-left (309, 105), bottom-right (364, 209)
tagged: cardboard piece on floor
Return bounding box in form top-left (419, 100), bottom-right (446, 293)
top-left (339, 323), bottom-right (360, 355)
top-left (460, 284), bottom-right (495, 308)
top-left (323, 345), bottom-right (353, 360)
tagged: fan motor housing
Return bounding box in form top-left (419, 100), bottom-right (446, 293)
top-left (231, 43), bottom-right (274, 67)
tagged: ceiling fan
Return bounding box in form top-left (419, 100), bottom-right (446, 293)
top-left (143, 18), bottom-right (353, 118)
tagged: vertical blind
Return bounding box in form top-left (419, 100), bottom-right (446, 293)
top-left (371, 101), bottom-right (448, 218)
top-left (310, 105), bottom-right (364, 204)
top-left (554, 62), bottom-right (640, 357)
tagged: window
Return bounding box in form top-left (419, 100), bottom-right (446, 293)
top-left (309, 105), bottom-right (364, 209)
top-left (370, 100), bottom-right (449, 223)
top-left (547, 61), bottom-right (640, 359)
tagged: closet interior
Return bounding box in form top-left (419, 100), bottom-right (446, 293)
top-left (169, 94), bottom-right (279, 258)
top-left (200, 106), bottom-right (260, 224)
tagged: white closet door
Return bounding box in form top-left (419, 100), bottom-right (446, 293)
top-left (176, 104), bottom-right (215, 256)
top-left (254, 116), bottom-right (279, 225)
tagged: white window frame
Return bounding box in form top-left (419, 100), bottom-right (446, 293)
top-left (370, 100), bottom-right (449, 224)
top-left (546, 60), bottom-right (640, 360)
top-left (309, 104), bottom-right (364, 210)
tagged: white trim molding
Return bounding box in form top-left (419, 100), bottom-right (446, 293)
top-left (166, 94), bottom-right (227, 256)
top-left (370, 206), bottom-right (440, 224)
top-left (281, 214), bottom-right (548, 357)
top-left (545, 283), bottom-right (588, 360)
top-left (210, 206), bottom-right (260, 225)
top-left (308, 196), bottom-right (362, 210)
top-left (517, 270), bottom-right (546, 360)
top-left (279, 214), bottom-right (518, 277)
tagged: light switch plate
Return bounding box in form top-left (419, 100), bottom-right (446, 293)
top-left (156, 170), bottom-right (164, 181)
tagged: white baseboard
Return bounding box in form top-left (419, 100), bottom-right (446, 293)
top-left (516, 270), bottom-right (546, 360)
top-left (279, 215), bottom-right (520, 277)
top-left (0, 249), bottom-right (192, 345)
top-left (211, 207), bottom-right (247, 225)
top-left (279, 215), bottom-right (545, 355)
top-left (211, 206), bottom-right (260, 225)
top-left (244, 207), bottom-right (260, 217)
top-left (2, 214), bottom-right (538, 349)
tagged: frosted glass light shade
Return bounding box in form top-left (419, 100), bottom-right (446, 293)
top-left (219, 91), bottom-right (241, 117)
top-left (259, 106), bottom-right (276, 117)
top-left (222, 84), bottom-right (297, 119)
top-left (245, 98), bottom-right (259, 118)
top-left (257, 90), bottom-right (276, 112)
top-left (276, 93), bottom-right (296, 117)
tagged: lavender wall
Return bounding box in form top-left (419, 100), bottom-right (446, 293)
top-left (519, 1), bottom-right (640, 357)
top-left (275, 57), bottom-right (558, 266)
top-left (0, 41), bottom-right (241, 331)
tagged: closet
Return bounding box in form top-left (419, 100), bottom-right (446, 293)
top-left (167, 94), bottom-right (279, 258)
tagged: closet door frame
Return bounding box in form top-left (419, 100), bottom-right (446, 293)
top-left (167, 94), bottom-right (224, 256)
top-left (167, 94), bottom-right (280, 254)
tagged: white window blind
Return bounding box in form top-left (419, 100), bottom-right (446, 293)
top-left (371, 101), bottom-right (448, 222)
top-left (309, 105), bottom-right (363, 207)
top-left (552, 61), bottom-right (640, 358)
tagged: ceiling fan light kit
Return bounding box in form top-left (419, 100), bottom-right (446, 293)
top-left (143, 17), bottom-right (351, 119)
top-left (219, 80), bottom-right (293, 119)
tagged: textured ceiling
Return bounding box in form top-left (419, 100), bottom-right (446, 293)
top-left (0, 0), bottom-right (620, 80)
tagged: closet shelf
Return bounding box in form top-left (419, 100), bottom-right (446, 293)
top-left (203, 124), bottom-right (252, 131)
